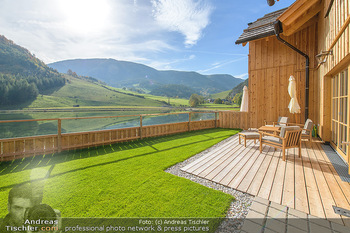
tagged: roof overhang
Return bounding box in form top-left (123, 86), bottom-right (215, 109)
top-left (277, 0), bottom-right (321, 36)
top-left (235, 8), bottom-right (287, 45)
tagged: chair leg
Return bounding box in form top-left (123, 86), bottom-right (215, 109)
top-left (282, 149), bottom-right (286, 161)
top-left (260, 142), bottom-right (262, 153)
top-left (239, 135), bottom-right (241, 145)
top-left (244, 137), bottom-right (247, 147)
top-left (299, 144), bottom-right (302, 157)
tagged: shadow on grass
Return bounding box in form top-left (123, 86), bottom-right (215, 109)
top-left (0, 128), bottom-right (238, 190)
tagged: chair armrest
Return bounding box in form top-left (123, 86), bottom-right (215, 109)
top-left (287, 123), bottom-right (304, 127)
top-left (259, 131), bottom-right (283, 140)
top-left (302, 128), bottom-right (312, 134)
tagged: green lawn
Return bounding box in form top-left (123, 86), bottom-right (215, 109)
top-left (0, 128), bottom-right (239, 220)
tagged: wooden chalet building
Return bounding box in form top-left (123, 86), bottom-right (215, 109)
top-left (236, 0), bottom-right (350, 171)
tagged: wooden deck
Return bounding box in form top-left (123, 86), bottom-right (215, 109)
top-left (181, 134), bottom-right (350, 226)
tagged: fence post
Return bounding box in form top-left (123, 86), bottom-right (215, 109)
top-left (215, 112), bottom-right (218, 128)
top-left (140, 115), bottom-right (143, 139)
top-left (188, 112), bottom-right (192, 131)
top-left (57, 119), bottom-right (62, 152)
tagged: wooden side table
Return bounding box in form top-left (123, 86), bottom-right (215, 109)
top-left (238, 132), bottom-right (260, 147)
top-left (258, 126), bottom-right (281, 135)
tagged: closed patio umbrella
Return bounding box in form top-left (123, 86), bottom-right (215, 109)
top-left (240, 86), bottom-right (248, 112)
top-left (288, 75), bottom-right (301, 121)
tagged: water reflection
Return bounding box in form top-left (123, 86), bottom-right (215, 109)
top-left (0, 110), bottom-right (215, 139)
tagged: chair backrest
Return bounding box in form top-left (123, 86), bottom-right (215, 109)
top-left (284, 129), bottom-right (302, 147)
top-left (279, 126), bottom-right (301, 144)
top-left (277, 116), bottom-right (282, 123)
top-left (278, 117), bottom-right (289, 126)
top-left (303, 119), bottom-right (313, 135)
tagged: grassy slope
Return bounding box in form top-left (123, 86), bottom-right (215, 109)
top-left (26, 76), bottom-right (167, 108)
top-left (7, 75), bottom-right (242, 111)
top-left (0, 129), bottom-right (238, 219)
top-left (101, 85), bottom-right (190, 107)
top-left (209, 90), bottom-right (231, 99)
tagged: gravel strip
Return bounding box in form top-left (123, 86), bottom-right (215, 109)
top-left (165, 135), bottom-right (254, 233)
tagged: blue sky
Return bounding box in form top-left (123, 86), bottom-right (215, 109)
top-left (0, 0), bottom-right (295, 79)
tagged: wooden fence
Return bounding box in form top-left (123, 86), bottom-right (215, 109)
top-left (219, 111), bottom-right (250, 130)
top-left (0, 111), bottom-right (249, 161)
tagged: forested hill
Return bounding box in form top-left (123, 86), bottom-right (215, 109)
top-left (227, 78), bottom-right (248, 98)
top-left (49, 59), bottom-right (244, 95)
top-left (0, 35), bottom-right (65, 105)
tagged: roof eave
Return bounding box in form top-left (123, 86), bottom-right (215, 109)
top-left (235, 31), bottom-right (275, 45)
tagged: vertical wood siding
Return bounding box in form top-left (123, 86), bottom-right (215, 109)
top-left (248, 23), bottom-right (319, 128)
top-left (318, 0), bottom-right (350, 141)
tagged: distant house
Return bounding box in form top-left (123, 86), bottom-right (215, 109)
top-left (236, 0), bottom-right (349, 168)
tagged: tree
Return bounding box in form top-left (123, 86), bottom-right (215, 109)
top-left (214, 98), bottom-right (222, 104)
top-left (189, 94), bottom-right (204, 107)
top-left (233, 93), bottom-right (243, 106)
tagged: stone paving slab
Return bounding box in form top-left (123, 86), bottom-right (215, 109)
top-left (240, 196), bottom-right (350, 233)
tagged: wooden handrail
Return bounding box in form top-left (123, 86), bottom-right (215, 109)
top-left (0, 111), bottom-right (218, 123)
top-left (327, 14), bottom-right (350, 52)
top-left (2, 110), bottom-right (251, 162)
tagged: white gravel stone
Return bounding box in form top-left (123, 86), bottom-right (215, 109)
top-left (165, 135), bottom-right (253, 233)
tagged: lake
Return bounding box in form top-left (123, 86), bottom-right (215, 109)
top-left (0, 109), bottom-right (216, 139)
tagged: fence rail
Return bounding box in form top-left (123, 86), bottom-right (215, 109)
top-left (0, 111), bottom-right (249, 161)
top-left (0, 111), bottom-right (224, 161)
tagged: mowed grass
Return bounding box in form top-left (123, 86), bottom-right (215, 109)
top-left (0, 128), bottom-right (239, 218)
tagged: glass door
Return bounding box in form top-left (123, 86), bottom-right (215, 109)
top-left (331, 68), bottom-right (349, 162)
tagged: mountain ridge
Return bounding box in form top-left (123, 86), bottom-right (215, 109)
top-left (49, 58), bottom-right (244, 95)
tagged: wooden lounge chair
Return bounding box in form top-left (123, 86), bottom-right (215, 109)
top-left (259, 126), bottom-right (302, 161)
top-left (288, 119), bottom-right (314, 142)
top-left (264, 116), bottom-right (289, 127)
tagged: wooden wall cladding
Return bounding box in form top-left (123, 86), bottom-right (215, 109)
top-left (317, 0), bottom-right (349, 141)
top-left (248, 23), bottom-right (319, 128)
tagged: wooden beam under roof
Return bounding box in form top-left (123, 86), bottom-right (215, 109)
top-left (282, 4), bottom-right (321, 36)
top-left (277, 0), bottom-right (321, 36)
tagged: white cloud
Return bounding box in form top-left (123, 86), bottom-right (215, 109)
top-left (235, 73), bottom-right (248, 79)
top-left (147, 54), bottom-right (196, 70)
top-left (151, 0), bottom-right (213, 47)
top-left (0, 0), bottom-right (181, 63)
top-left (198, 57), bottom-right (247, 73)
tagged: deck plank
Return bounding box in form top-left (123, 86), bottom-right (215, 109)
top-left (246, 146), bottom-right (274, 196)
top-left (294, 144), bottom-right (309, 214)
top-left (211, 141), bottom-right (256, 184)
top-left (301, 142), bottom-right (326, 218)
top-left (218, 144), bottom-right (257, 186)
top-left (268, 150), bottom-right (285, 204)
top-left (236, 145), bottom-right (269, 193)
top-left (181, 136), bottom-right (350, 225)
top-left (306, 141), bottom-right (341, 222)
top-left (182, 137), bottom-right (239, 173)
top-left (257, 148), bottom-right (280, 200)
top-left (281, 148), bottom-right (295, 209)
top-left (227, 145), bottom-right (261, 188)
top-left (311, 142), bottom-right (348, 225)
top-left (198, 140), bottom-right (254, 178)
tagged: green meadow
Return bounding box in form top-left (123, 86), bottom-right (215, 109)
top-left (0, 129), bottom-right (238, 219)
